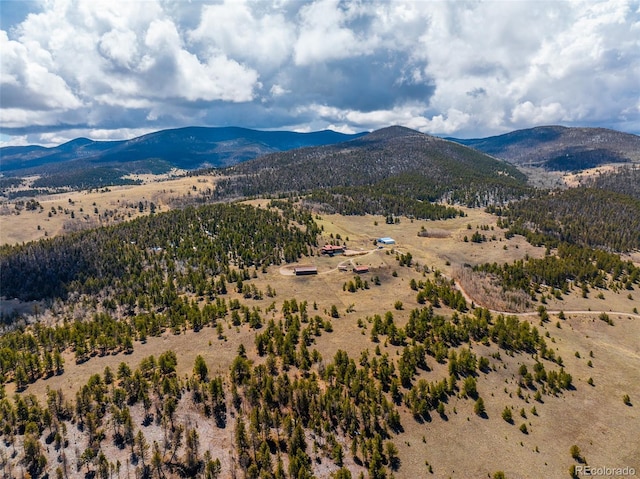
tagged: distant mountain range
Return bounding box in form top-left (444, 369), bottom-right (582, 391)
top-left (2, 125), bottom-right (639, 192)
top-left (449, 125), bottom-right (640, 170)
top-left (0, 126), bottom-right (366, 177)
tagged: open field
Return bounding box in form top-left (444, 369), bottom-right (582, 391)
top-left (4, 203), bottom-right (639, 478)
top-left (562, 163), bottom-right (633, 187)
top-left (0, 173), bottom-right (215, 245)
top-left (515, 163), bottom-right (639, 193)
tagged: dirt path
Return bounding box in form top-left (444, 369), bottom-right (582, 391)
top-left (452, 276), bottom-right (640, 319)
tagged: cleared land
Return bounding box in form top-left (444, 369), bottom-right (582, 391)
top-left (0, 174), bottom-right (212, 245)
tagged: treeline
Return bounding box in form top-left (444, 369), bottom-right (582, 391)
top-left (5, 189), bottom-right (57, 200)
top-left (411, 276), bottom-right (468, 312)
top-left (359, 305), bottom-right (572, 422)
top-left (373, 306), bottom-right (558, 362)
top-left (0, 177), bottom-right (23, 189)
top-left (32, 166), bottom-right (143, 190)
top-left (2, 295), bottom-right (237, 389)
top-left (490, 187), bottom-right (640, 252)
top-left (303, 185), bottom-right (464, 220)
top-left (474, 243), bottom-right (639, 296)
top-left (0, 202), bottom-right (320, 302)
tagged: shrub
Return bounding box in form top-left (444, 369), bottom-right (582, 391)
top-left (570, 445), bottom-right (582, 462)
top-left (501, 406), bottom-right (513, 423)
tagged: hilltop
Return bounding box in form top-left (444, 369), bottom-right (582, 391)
top-left (215, 126), bottom-right (530, 210)
top-left (449, 125), bottom-right (640, 171)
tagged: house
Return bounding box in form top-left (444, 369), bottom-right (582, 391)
top-left (321, 244), bottom-right (345, 255)
top-left (294, 265), bottom-right (318, 276)
top-left (377, 237), bottom-right (396, 245)
top-left (353, 265), bottom-right (369, 274)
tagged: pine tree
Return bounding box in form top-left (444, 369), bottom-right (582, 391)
top-left (194, 355), bottom-right (209, 382)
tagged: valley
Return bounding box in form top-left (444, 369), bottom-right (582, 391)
top-left (1, 126), bottom-right (639, 479)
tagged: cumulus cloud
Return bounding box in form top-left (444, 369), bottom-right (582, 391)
top-left (294, 0), bottom-right (373, 65)
top-left (0, 0), bottom-right (638, 145)
top-left (138, 17), bottom-right (260, 102)
top-left (510, 101), bottom-right (568, 125)
top-left (0, 30), bottom-right (82, 113)
top-left (99, 28), bottom-right (139, 69)
top-left (190, 0), bottom-right (295, 69)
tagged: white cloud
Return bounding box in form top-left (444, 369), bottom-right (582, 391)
top-left (0, 134), bottom-right (30, 148)
top-left (177, 50), bottom-right (260, 102)
top-left (1, 0), bottom-right (260, 135)
top-left (0, 30), bottom-right (82, 111)
top-left (510, 101), bottom-right (568, 125)
top-left (98, 28), bottom-right (138, 69)
top-left (191, 0), bottom-right (295, 69)
top-left (294, 0), bottom-right (366, 65)
top-left (43, 127), bottom-right (158, 145)
top-left (137, 17), bottom-right (260, 102)
top-left (270, 84), bottom-right (289, 97)
top-left (1, 0), bottom-right (638, 144)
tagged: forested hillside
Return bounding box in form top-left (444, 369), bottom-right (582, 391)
top-left (474, 180), bottom-right (640, 301)
top-left (489, 187), bottom-right (640, 252)
top-left (0, 202), bottom-right (319, 302)
top-left (214, 126), bottom-right (531, 213)
top-left (0, 269), bottom-right (578, 479)
top-left (587, 165), bottom-right (640, 200)
top-left (451, 126), bottom-right (640, 170)
top-left (0, 127), bottom-right (365, 194)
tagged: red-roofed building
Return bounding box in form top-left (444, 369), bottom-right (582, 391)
top-left (321, 244), bottom-right (345, 255)
top-left (353, 265), bottom-right (369, 274)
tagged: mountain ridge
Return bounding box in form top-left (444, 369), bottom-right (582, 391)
top-left (3, 124), bottom-right (639, 189)
top-left (448, 125), bottom-right (640, 171)
top-left (214, 126), bottom-right (530, 211)
top-left (0, 126), bottom-right (367, 176)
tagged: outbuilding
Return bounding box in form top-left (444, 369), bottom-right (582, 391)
top-left (353, 265), bottom-right (369, 274)
top-left (294, 265), bottom-right (318, 276)
top-left (377, 237), bottom-right (396, 245)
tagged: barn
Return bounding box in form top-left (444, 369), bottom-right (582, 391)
top-left (353, 265), bottom-right (369, 274)
top-left (294, 265), bottom-right (318, 276)
top-left (377, 237), bottom-right (396, 245)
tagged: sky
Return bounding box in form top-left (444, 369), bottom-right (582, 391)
top-left (1, 0), bottom-right (639, 147)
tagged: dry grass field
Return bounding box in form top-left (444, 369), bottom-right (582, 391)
top-left (0, 173), bottom-right (214, 245)
top-left (2, 181), bottom-right (639, 478)
top-left (517, 163), bottom-right (634, 190)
